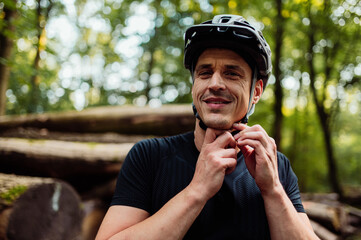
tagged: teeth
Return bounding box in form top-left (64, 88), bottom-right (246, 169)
top-left (207, 101), bottom-right (226, 104)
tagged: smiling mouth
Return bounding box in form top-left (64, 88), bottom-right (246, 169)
top-left (204, 99), bottom-right (231, 104)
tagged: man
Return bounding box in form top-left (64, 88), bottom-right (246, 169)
top-left (96, 15), bottom-right (319, 239)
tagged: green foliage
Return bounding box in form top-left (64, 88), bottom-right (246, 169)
top-left (2, 0), bottom-right (360, 193)
top-left (333, 109), bottom-right (361, 187)
top-left (0, 185), bottom-right (28, 204)
top-left (283, 101), bottom-right (330, 192)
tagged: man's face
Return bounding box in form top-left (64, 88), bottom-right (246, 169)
top-left (192, 48), bottom-right (254, 130)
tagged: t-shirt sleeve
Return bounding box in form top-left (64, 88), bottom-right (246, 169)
top-left (278, 152), bottom-right (305, 213)
top-left (110, 140), bottom-right (153, 212)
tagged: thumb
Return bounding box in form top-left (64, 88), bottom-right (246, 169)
top-left (203, 128), bottom-right (219, 145)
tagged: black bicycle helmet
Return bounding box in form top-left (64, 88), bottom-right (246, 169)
top-left (184, 14), bottom-right (272, 127)
top-left (184, 14), bottom-right (272, 86)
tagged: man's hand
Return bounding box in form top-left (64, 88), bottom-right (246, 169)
top-left (189, 128), bottom-right (238, 201)
top-left (232, 123), bottom-right (279, 195)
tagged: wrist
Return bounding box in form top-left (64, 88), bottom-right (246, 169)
top-left (185, 183), bottom-right (209, 207)
top-left (260, 180), bottom-right (284, 200)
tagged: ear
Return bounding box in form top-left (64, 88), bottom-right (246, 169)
top-left (252, 80), bottom-right (263, 104)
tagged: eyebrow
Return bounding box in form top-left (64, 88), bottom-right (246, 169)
top-left (195, 64), bottom-right (212, 73)
top-left (224, 65), bottom-right (246, 75)
top-left (195, 64), bottom-right (246, 75)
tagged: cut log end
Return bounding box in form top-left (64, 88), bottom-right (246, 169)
top-left (0, 174), bottom-right (83, 240)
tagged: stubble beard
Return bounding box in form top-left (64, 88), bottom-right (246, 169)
top-left (203, 110), bottom-right (233, 130)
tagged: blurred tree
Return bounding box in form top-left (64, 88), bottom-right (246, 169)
top-left (305, 0), bottom-right (361, 197)
top-left (0, 0), bottom-right (17, 116)
top-left (28, 0), bottom-right (54, 113)
top-left (5, 0), bottom-right (67, 114)
top-left (273, 0), bottom-right (285, 150)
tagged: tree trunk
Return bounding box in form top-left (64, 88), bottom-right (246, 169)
top-left (306, 5), bottom-right (343, 197)
top-left (28, 0), bottom-right (53, 113)
top-left (0, 1), bottom-right (16, 116)
top-left (272, 0), bottom-right (285, 150)
top-left (0, 104), bottom-right (195, 136)
top-left (0, 173), bottom-right (83, 240)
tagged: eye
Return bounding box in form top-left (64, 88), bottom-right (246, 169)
top-left (200, 71), bottom-right (212, 75)
top-left (197, 70), bottom-right (213, 78)
top-left (225, 71), bottom-right (242, 79)
top-left (226, 72), bottom-right (238, 76)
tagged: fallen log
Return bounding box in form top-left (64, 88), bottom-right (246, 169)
top-left (0, 137), bottom-right (133, 191)
top-left (81, 178), bottom-right (117, 201)
top-left (310, 220), bottom-right (340, 240)
top-left (303, 201), bottom-right (344, 232)
top-left (303, 200), bottom-right (361, 236)
top-left (0, 104), bottom-right (195, 136)
top-left (0, 173), bottom-right (83, 240)
top-left (81, 199), bottom-right (108, 240)
top-left (0, 127), bottom-right (149, 143)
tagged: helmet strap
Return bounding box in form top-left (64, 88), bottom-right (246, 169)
top-left (192, 103), bottom-right (208, 130)
top-left (240, 66), bottom-right (258, 124)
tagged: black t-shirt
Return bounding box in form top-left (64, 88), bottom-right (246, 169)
top-left (111, 132), bottom-right (305, 239)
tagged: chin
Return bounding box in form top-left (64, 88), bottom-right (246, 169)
top-left (204, 119), bottom-right (233, 130)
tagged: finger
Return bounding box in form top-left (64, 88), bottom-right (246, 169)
top-left (237, 125), bottom-right (275, 152)
top-left (237, 131), bottom-right (269, 149)
top-left (221, 148), bottom-right (238, 159)
top-left (239, 134), bottom-right (276, 155)
top-left (237, 138), bottom-right (276, 165)
top-left (232, 123), bottom-right (248, 131)
top-left (223, 157), bottom-right (238, 175)
top-left (203, 128), bottom-right (219, 145)
top-left (225, 163), bottom-right (236, 175)
top-left (237, 138), bottom-right (265, 154)
top-left (232, 123), bottom-right (248, 139)
top-left (215, 131), bottom-right (237, 149)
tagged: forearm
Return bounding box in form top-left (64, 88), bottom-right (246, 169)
top-left (263, 183), bottom-right (319, 240)
top-left (109, 186), bottom-right (206, 240)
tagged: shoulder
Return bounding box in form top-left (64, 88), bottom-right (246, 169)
top-left (276, 151), bottom-right (291, 170)
top-left (276, 151), bottom-right (297, 182)
top-left (128, 132), bottom-right (194, 159)
top-left (276, 152), bottom-right (305, 212)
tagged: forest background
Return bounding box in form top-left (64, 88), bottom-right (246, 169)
top-left (0, 0), bottom-right (360, 198)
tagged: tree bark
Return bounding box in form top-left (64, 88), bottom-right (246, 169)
top-left (0, 1), bottom-right (17, 116)
top-left (306, 4), bottom-right (343, 197)
top-left (0, 137), bottom-right (131, 175)
top-left (81, 199), bottom-right (107, 240)
top-left (303, 201), bottom-right (345, 232)
top-left (273, 0), bottom-right (285, 150)
top-left (28, 0), bottom-right (53, 113)
top-left (310, 220), bottom-right (340, 240)
top-left (0, 104), bottom-right (195, 136)
top-left (0, 137), bottom-right (132, 190)
top-left (0, 127), bottom-right (148, 143)
top-left (0, 173), bottom-right (83, 240)
top-left (303, 200), bottom-right (361, 236)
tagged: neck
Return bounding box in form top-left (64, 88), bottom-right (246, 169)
top-left (194, 119), bottom-right (205, 152)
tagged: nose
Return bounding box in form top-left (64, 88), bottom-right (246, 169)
top-left (208, 72), bottom-right (226, 91)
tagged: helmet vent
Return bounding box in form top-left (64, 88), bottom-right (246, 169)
top-left (220, 17), bottom-right (231, 23)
